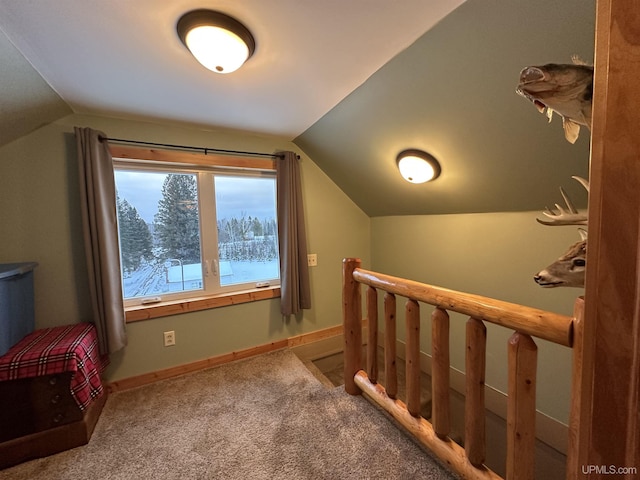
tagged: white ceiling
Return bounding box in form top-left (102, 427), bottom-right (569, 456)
top-left (0, 0), bottom-right (465, 140)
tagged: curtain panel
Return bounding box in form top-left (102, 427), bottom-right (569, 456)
top-left (276, 151), bottom-right (311, 316)
top-left (75, 127), bottom-right (127, 355)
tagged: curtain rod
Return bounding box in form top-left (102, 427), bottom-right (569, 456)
top-left (99, 136), bottom-right (297, 159)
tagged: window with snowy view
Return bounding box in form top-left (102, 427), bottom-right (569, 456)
top-left (114, 165), bottom-right (279, 305)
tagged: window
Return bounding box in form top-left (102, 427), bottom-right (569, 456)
top-left (112, 149), bottom-right (280, 307)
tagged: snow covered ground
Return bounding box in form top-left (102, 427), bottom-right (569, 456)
top-left (122, 260), bottom-right (279, 299)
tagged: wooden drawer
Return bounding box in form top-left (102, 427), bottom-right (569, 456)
top-left (0, 372), bottom-right (83, 442)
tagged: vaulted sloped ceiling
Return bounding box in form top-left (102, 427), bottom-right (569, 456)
top-left (294, 0), bottom-right (595, 216)
top-left (0, 0), bottom-right (463, 144)
top-left (0, 0), bottom-right (595, 218)
top-left (0, 30), bottom-right (71, 146)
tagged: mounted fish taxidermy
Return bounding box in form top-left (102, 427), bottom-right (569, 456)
top-left (534, 176), bottom-right (589, 288)
top-left (516, 57), bottom-right (593, 144)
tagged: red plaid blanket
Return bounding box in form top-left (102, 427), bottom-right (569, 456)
top-left (0, 323), bottom-right (106, 410)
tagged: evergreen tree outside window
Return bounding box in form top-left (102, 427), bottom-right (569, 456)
top-left (154, 174), bottom-right (200, 264)
top-left (116, 194), bottom-right (153, 274)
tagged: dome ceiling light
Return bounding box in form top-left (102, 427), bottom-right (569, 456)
top-left (396, 149), bottom-right (441, 184)
top-left (177, 9), bottom-right (256, 74)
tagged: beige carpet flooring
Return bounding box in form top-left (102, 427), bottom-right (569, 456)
top-left (312, 349), bottom-right (567, 480)
top-left (0, 349), bottom-right (457, 480)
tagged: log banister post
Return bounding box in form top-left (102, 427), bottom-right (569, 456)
top-left (466, 317), bottom-right (487, 467)
top-left (506, 332), bottom-right (537, 480)
top-left (405, 299), bottom-right (421, 416)
top-left (432, 307), bottom-right (451, 438)
top-left (343, 258), bottom-right (362, 395)
top-left (367, 286), bottom-right (378, 384)
top-left (384, 292), bottom-right (398, 399)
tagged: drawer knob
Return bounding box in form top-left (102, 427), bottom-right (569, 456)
top-left (49, 377), bottom-right (58, 386)
top-left (51, 394), bottom-right (61, 404)
top-left (52, 413), bottom-right (65, 423)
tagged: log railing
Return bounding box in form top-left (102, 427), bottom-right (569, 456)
top-left (343, 258), bottom-right (584, 480)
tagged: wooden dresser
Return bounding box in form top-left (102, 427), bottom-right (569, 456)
top-left (0, 323), bottom-right (107, 469)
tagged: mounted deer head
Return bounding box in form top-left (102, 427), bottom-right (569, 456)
top-left (534, 230), bottom-right (587, 288)
top-left (534, 176), bottom-right (589, 288)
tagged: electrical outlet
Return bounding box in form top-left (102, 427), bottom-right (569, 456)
top-left (163, 330), bottom-right (176, 347)
top-left (307, 253), bottom-right (318, 267)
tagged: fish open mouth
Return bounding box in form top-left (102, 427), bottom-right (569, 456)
top-left (532, 99), bottom-right (546, 113)
top-left (516, 67), bottom-right (552, 108)
top-left (516, 87), bottom-right (548, 113)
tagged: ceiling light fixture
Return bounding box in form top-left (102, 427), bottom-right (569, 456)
top-left (177, 9), bottom-right (255, 74)
top-left (396, 149), bottom-right (441, 184)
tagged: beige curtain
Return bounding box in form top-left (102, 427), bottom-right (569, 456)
top-left (277, 151), bottom-right (311, 316)
top-left (75, 127), bottom-right (127, 355)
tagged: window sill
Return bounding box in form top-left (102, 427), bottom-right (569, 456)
top-left (124, 286), bottom-right (281, 323)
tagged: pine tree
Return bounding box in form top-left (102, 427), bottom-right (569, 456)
top-left (154, 174), bottom-right (201, 264)
top-left (117, 194), bottom-right (153, 273)
top-left (251, 216), bottom-right (263, 237)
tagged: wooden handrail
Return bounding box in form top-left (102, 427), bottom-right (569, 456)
top-left (353, 267), bottom-right (573, 347)
top-left (343, 258), bottom-right (582, 480)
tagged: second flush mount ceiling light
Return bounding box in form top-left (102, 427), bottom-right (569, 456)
top-left (396, 149), bottom-right (441, 184)
top-left (177, 9), bottom-right (256, 74)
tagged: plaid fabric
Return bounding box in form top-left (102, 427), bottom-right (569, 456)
top-left (0, 323), bottom-right (106, 410)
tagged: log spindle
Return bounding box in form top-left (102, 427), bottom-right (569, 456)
top-left (432, 307), bottom-right (451, 438)
top-left (465, 317), bottom-right (487, 467)
top-left (405, 299), bottom-right (421, 417)
top-left (343, 258), bottom-right (362, 395)
top-left (384, 292), bottom-right (398, 399)
top-left (506, 332), bottom-right (537, 480)
top-left (367, 286), bottom-right (378, 384)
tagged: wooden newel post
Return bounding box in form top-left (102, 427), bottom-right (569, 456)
top-left (566, 297), bottom-right (585, 479)
top-left (343, 258), bottom-right (362, 395)
top-left (506, 332), bottom-right (537, 480)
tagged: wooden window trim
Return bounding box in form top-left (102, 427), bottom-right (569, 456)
top-left (110, 145), bottom-right (281, 322)
top-left (109, 145), bottom-right (277, 171)
top-left (125, 286), bottom-right (281, 322)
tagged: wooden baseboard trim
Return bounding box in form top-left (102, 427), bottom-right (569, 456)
top-left (106, 324), bottom-right (345, 393)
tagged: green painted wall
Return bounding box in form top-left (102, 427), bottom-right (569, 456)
top-left (0, 112), bottom-right (580, 424)
top-left (372, 213), bottom-right (582, 424)
top-left (0, 113), bottom-right (371, 382)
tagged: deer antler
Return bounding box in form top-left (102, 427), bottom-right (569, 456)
top-left (537, 176), bottom-right (589, 226)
